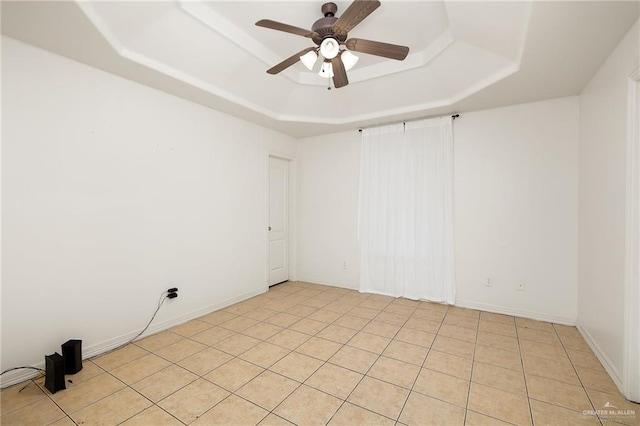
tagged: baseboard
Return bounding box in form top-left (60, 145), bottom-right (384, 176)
top-left (576, 323), bottom-right (624, 393)
top-left (0, 363), bottom-right (47, 389)
top-left (455, 299), bottom-right (577, 326)
top-left (0, 287), bottom-right (266, 389)
top-left (296, 275), bottom-right (358, 290)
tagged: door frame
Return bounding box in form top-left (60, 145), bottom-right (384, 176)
top-left (266, 153), bottom-right (297, 288)
top-left (624, 66), bottom-right (640, 402)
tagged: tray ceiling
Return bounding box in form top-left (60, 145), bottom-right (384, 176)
top-left (2, 1), bottom-right (638, 138)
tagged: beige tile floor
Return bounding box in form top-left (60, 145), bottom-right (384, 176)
top-left (2, 281), bottom-right (638, 425)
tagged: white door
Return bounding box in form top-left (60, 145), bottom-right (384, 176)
top-left (269, 157), bottom-right (289, 286)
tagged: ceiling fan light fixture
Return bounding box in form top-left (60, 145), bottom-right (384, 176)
top-left (319, 61), bottom-right (334, 78)
top-left (256, 1), bottom-right (410, 88)
top-left (320, 37), bottom-right (340, 59)
top-left (300, 50), bottom-right (318, 70)
top-left (341, 50), bottom-right (359, 71)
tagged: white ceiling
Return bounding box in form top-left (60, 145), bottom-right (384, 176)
top-left (2, 1), bottom-right (638, 138)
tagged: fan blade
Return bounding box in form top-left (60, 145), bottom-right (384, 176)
top-left (332, 56), bottom-right (349, 88)
top-left (345, 38), bottom-right (409, 60)
top-left (256, 19), bottom-right (318, 39)
top-left (333, 0), bottom-right (381, 36)
top-left (267, 47), bottom-right (316, 75)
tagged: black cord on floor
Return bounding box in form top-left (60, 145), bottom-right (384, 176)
top-left (127, 294), bottom-right (167, 344)
top-left (2, 290), bottom-right (174, 377)
top-left (88, 291), bottom-right (171, 359)
top-left (0, 366), bottom-right (45, 376)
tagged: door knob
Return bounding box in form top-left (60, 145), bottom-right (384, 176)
top-left (269, 226), bottom-right (272, 231)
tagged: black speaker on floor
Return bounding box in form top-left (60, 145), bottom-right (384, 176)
top-left (61, 339), bottom-right (83, 374)
top-left (44, 352), bottom-right (66, 394)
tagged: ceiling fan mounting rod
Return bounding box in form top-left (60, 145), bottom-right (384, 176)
top-left (322, 2), bottom-right (338, 17)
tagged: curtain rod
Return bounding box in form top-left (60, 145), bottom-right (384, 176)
top-left (358, 114), bottom-right (460, 132)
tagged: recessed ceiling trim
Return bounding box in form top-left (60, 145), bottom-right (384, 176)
top-left (77, 1), bottom-right (280, 120)
top-left (515, 2), bottom-right (533, 64)
top-left (178, 0), bottom-right (282, 73)
top-left (75, 0), bottom-right (522, 127)
top-left (74, 1), bottom-right (450, 126)
top-left (75, 1), bottom-right (126, 56)
top-left (448, 63), bottom-right (520, 105)
top-left (277, 98), bottom-right (452, 125)
top-left (119, 46), bottom-right (281, 121)
top-left (278, 62), bottom-right (522, 125)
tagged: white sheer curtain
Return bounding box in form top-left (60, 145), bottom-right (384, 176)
top-left (358, 117), bottom-right (455, 303)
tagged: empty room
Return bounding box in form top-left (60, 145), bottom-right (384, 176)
top-left (1, 0), bottom-right (639, 425)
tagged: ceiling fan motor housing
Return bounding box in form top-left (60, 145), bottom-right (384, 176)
top-left (312, 3), bottom-right (346, 44)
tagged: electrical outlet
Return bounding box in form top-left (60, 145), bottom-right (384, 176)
top-left (485, 278), bottom-right (492, 287)
top-left (342, 261), bottom-right (348, 270)
top-left (517, 282), bottom-right (526, 291)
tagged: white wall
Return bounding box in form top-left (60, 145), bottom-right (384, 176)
top-left (1, 37), bottom-right (296, 384)
top-left (297, 97), bottom-right (580, 323)
top-left (454, 97), bottom-right (579, 324)
top-left (578, 19), bottom-right (640, 389)
top-left (297, 131), bottom-right (361, 289)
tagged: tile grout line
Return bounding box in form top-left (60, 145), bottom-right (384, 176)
top-left (516, 323), bottom-right (614, 421)
top-left (393, 301), bottom-right (449, 424)
top-left (190, 285), bottom-right (374, 424)
top-left (514, 322), bottom-right (537, 426)
top-left (103, 365), bottom-right (178, 426)
top-left (198, 286), bottom-right (340, 423)
top-left (551, 324), bottom-right (603, 426)
top-left (147, 284), bottom-right (332, 424)
top-left (30, 375), bottom-right (79, 426)
top-left (321, 296), bottom-right (414, 424)
top-left (291, 293), bottom-right (398, 424)
top-left (267, 287), bottom-right (382, 423)
top-left (345, 298), bottom-right (425, 424)
top-left (460, 308), bottom-right (480, 426)
top-left (103, 286), bottom-right (317, 424)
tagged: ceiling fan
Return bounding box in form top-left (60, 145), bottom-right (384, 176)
top-left (255, 0), bottom-right (410, 89)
